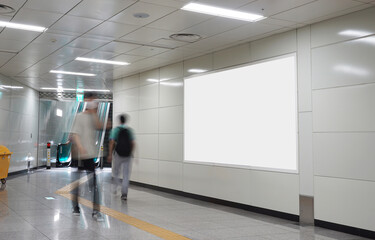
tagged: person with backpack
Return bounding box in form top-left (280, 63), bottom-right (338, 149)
top-left (107, 114), bottom-right (135, 201)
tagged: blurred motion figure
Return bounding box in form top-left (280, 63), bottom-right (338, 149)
top-left (70, 92), bottom-right (103, 220)
top-left (108, 114), bottom-right (135, 201)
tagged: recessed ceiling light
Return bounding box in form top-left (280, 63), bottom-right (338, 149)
top-left (133, 13), bottom-right (150, 18)
top-left (0, 21), bottom-right (47, 32)
top-left (188, 69), bottom-right (208, 73)
top-left (41, 87), bottom-right (110, 92)
top-left (75, 57), bottom-right (130, 66)
top-left (0, 85), bottom-right (23, 89)
top-left (50, 70), bottom-right (96, 77)
top-left (181, 3), bottom-right (266, 22)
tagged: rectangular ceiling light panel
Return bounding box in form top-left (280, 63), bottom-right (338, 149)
top-left (0, 21), bottom-right (47, 32)
top-left (50, 70), bottom-right (96, 77)
top-left (76, 57), bottom-right (130, 66)
top-left (181, 3), bottom-right (266, 22)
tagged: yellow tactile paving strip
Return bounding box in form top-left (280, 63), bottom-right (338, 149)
top-left (55, 173), bottom-right (191, 240)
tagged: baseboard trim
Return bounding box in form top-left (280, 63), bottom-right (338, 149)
top-left (130, 181), bottom-right (299, 222)
top-left (315, 219), bottom-right (375, 239)
top-left (7, 166), bottom-right (45, 179)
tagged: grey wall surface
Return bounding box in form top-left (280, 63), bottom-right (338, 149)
top-left (0, 74), bottom-right (39, 173)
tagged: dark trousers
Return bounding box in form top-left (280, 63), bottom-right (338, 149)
top-left (72, 159), bottom-right (100, 212)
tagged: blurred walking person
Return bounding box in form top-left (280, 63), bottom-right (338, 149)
top-left (108, 114), bottom-right (135, 201)
top-left (70, 92), bottom-right (104, 220)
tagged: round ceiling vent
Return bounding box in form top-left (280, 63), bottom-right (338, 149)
top-left (170, 33), bottom-right (202, 43)
top-left (0, 4), bottom-right (15, 14)
top-left (133, 13), bottom-right (150, 18)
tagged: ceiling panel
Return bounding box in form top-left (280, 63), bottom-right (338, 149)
top-left (148, 10), bottom-right (212, 32)
top-left (86, 21), bottom-right (139, 40)
top-left (53, 61), bottom-right (88, 72)
top-left (240, 0), bottom-right (316, 17)
top-left (126, 46), bottom-right (169, 57)
top-left (0, 60), bottom-right (35, 76)
top-left (109, 1), bottom-right (177, 26)
top-left (183, 22), bottom-right (281, 53)
top-left (16, 63), bottom-right (56, 77)
top-left (152, 38), bottom-right (187, 48)
top-left (24, 0), bottom-right (82, 14)
top-left (68, 0), bottom-right (136, 21)
top-left (120, 27), bottom-right (175, 43)
top-left (97, 42), bottom-right (140, 54)
top-left (180, 17), bottom-right (248, 39)
top-left (0, 0), bottom-right (27, 13)
top-left (0, 38), bottom-right (29, 52)
top-left (0, 29), bottom-right (40, 42)
top-left (110, 54), bottom-right (146, 63)
top-left (140, 0), bottom-right (189, 8)
top-left (48, 15), bottom-right (103, 36)
top-left (0, 52), bottom-right (16, 66)
top-left (272, 0), bottom-right (364, 23)
top-left (11, 8), bottom-right (63, 27)
top-left (67, 37), bottom-right (109, 50)
top-left (33, 33), bottom-right (77, 48)
top-left (81, 50), bottom-right (118, 60)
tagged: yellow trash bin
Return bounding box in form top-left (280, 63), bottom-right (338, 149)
top-left (0, 146), bottom-right (12, 184)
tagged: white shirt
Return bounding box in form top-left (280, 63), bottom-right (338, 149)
top-left (71, 112), bottom-right (98, 160)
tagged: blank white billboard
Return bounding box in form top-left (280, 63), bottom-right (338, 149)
top-left (184, 55), bottom-right (297, 172)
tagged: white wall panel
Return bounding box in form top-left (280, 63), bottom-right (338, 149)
top-left (113, 79), bottom-right (123, 93)
top-left (138, 109), bottom-right (158, 134)
top-left (249, 171), bottom-right (299, 214)
top-left (213, 44), bottom-right (250, 70)
top-left (126, 111), bottom-right (139, 134)
top-left (312, 36), bottom-right (375, 89)
top-left (298, 112), bottom-right (313, 196)
top-left (211, 166), bottom-right (251, 205)
top-left (297, 26), bottom-right (312, 112)
top-left (0, 109), bottom-right (9, 131)
top-left (250, 31), bottom-right (297, 62)
top-left (158, 161), bottom-right (183, 190)
top-left (159, 134), bottom-right (183, 161)
top-left (159, 79), bottom-right (183, 107)
top-left (130, 158), bottom-right (140, 182)
top-left (138, 158), bottom-right (158, 185)
top-left (160, 62), bottom-right (183, 81)
top-left (140, 69), bottom-right (159, 86)
top-left (315, 176), bottom-right (375, 231)
top-left (122, 74), bottom-right (139, 90)
top-left (137, 134), bottom-right (158, 159)
top-left (314, 133), bottom-right (375, 181)
top-left (313, 84), bottom-right (375, 132)
top-left (159, 106), bottom-right (183, 133)
top-left (184, 54), bottom-right (213, 77)
top-left (183, 163), bottom-right (215, 198)
top-left (119, 88), bottom-right (139, 111)
top-left (139, 83), bottom-right (158, 109)
top-left (311, 7), bottom-right (375, 48)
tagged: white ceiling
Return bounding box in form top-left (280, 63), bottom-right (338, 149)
top-left (0, 0), bottom-right (374, 91)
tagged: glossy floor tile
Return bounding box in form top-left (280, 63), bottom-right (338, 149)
top-left (0, 169), bottom-right (370, 240)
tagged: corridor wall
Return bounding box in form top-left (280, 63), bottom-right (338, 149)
top-left (113, 7), bottom-right (375, 232)
top-left (0, 74), bottom-right (39, 173)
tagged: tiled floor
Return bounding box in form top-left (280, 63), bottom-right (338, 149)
top-left (0, 169), bottom-right (370, 240)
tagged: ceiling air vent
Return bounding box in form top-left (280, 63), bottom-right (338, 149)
top-left (170, 33), bottom-right (201, 43)
top-left (0, 4), bottom-right (15, 14)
